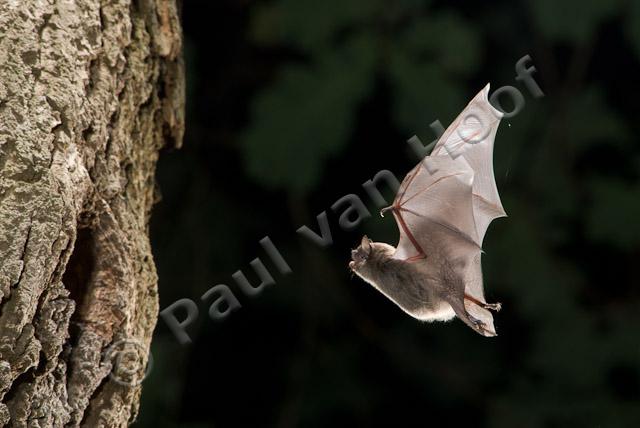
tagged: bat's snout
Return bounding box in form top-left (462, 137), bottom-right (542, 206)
top-left (350, 244), bottom-right (370, 272)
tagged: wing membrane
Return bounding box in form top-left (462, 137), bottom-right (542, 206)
top-left (432, 83), bottom-right (506, 245)
top-left (389, 84), bottom-right (506, 335)
top-left (392, 155), bottom-right (478, 260)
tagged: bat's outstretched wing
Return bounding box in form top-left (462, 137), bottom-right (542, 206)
top-left (390, 154), bottom-right (497, 335)
top-left (391, 155), bottom-right (478, 261)
top-left (389, 84), bottom-right (505, 336)
top-left (431, 83), bottom-right (506, 245)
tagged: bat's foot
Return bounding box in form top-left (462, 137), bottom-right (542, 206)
top-left (469, 314), bottom-right (486, 330)
top-left (468, 315), bottom-right (496, 337)
top-left (482, 302), bottom-right (502, 312)
top-left (464, 294), bottom-right (502, 312)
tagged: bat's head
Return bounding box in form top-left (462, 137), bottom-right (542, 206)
top-left (349, 235), bottom-right (372, 272)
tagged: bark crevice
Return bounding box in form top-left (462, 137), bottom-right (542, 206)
top-left (0, 0), bottom-right (184, 425)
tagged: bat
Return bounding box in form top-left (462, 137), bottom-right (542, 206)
top-left (349, 84), bottom-right (506, 337)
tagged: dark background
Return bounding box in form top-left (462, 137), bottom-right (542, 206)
top-left (139, 0), bottom-right (640, 426)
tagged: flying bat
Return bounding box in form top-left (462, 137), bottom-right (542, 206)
top-left (349, 84), bottom-right (506, 337)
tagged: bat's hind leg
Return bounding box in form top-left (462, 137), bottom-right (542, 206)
top-left (464, 293), bottom-right (502, 312)
top-left (446, 296), bottom-right (496, 337)
top-left (468, 314), bottom-right (487, 331)
top-left (468, 314), bottom-right (494, 337)
top-left (482, 302), bottom-right (502, 312)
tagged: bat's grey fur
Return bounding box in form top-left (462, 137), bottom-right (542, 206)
top-left (350, 237), bottom-right (494, 336)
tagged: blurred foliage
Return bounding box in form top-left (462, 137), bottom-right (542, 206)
top-left (141, 0), bottom-right (640, 427)
top-left (529, 0), bottom-right (621, 43)
top-left (241, 0), bottom-right (483, 192)
top-left (241, 35), bottom-right (376, 192)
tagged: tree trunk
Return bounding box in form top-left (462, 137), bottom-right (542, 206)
top-left (0, 0), bottom-right (184, 426)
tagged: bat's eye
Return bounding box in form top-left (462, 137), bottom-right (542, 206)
top-left (351, 248), bottom-right (367, 262)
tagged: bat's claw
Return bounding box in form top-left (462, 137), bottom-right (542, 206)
top-left (379, 206), bottom-right (394, 217)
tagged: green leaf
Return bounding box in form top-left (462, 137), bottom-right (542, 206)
top-left (386, 12), bottom-right (481, 134)
top-left (564, 88), bottom-right (629, 153)
top-left (250, 0), bottom-right (378, 51)
top-left (387, 50), bottom-right (463, 133)
top-left (400, 13), bottom-right (481, 76)
top-left (586, 178), bottom-right (640, 250)
top-left (626, 0), bottom-right (640, 58)
top-left (240, 35), bottom-right (376, 193)
top-left (529, 0), bottom-right (620, 43)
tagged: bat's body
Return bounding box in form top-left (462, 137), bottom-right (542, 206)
top-left (350, 84), bottom-right (506, 337)
top-left (350, 241), bottom-right (456, 322)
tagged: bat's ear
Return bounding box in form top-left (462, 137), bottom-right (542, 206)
top-left (361, 235), bottom-right (371, 255)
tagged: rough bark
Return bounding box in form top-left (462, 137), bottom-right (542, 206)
top-left (0, 0), bottom-right (184, 426)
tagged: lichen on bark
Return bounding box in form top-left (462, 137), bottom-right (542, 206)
top-left (0, 0), bottom-right (184, 426)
